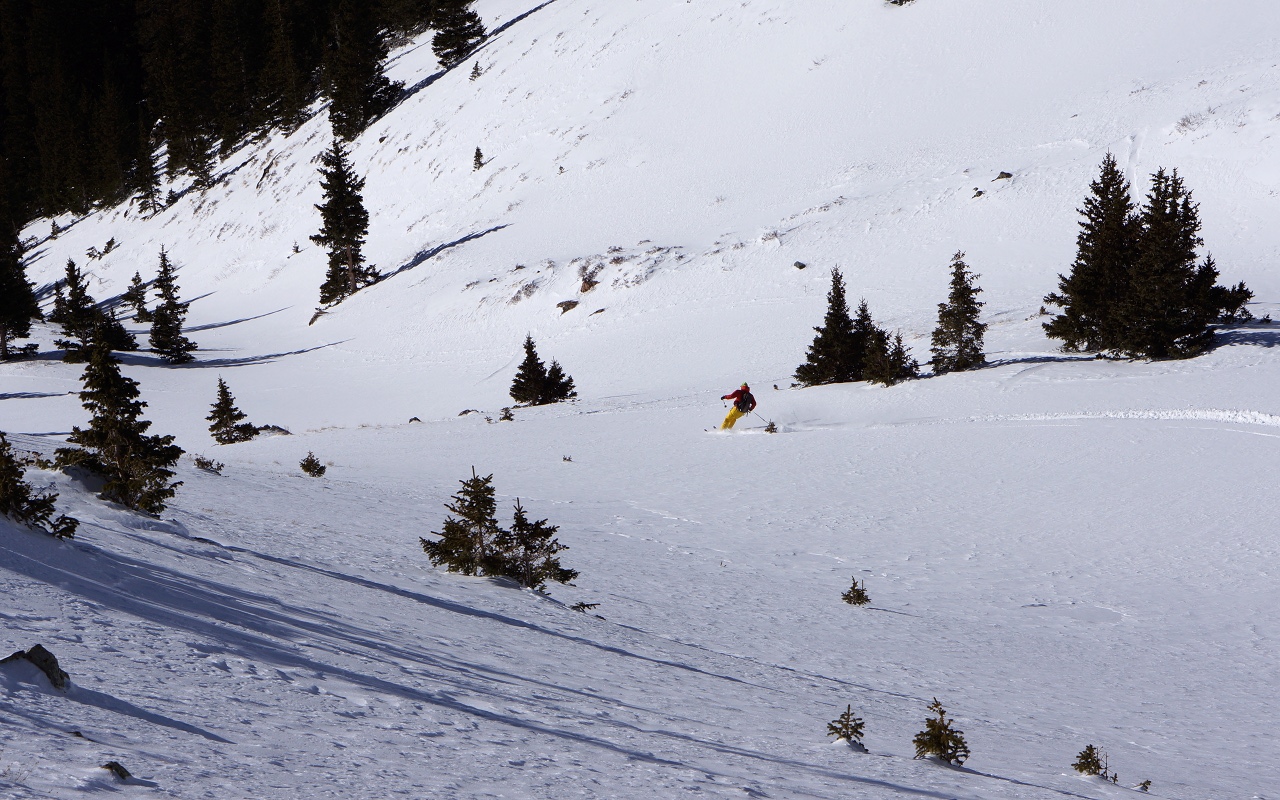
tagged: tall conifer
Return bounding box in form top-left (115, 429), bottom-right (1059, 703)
top-left (795, 268), bottom-right (877, 385)
top-left (930, 252), bottom-right (986, 374)
top-left (122, 271), bottom-right (153, 322)
top-left (0, 225), bottom-right (40, 360)
top-left (55, 340), bottom-right (183, 515)
top-left (149, 247), bottom-right (197, 363)
top-left (312, 138), bottom-right (377, 305)
top-left (55, 259), bottom-right (136, 361)
top-left (1044, 154), bottom-right (1137, 352)
top-left (431, 0), bottom-right (487, 69)
top-left (326, 0), bottom-right (401, 141)
top-left (509, 335), bottom-right (576, 405)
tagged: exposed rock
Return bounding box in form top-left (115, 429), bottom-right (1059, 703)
top-left (556, 300), bottom-right (580, 314)
top-left (793, 261), bottom-right (807, 269)
top-left (101, 761), bottom-right (131, 781)
top-left (1, 644), bottom-right (70, 690)
top-left (994, 171), bottom-right (1013, 180)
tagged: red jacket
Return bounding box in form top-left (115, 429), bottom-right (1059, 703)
top-left (722, 388), bottom-right (756, 412)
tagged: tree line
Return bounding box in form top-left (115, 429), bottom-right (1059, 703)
top-left (0, 0), bottom-right (487, 238)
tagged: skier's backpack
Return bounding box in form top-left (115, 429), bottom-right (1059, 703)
top-left (735, 392), bottom-right (754, 412)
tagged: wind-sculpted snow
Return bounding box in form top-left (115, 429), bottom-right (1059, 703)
top-left (3, 0), bottom-right (1280, 797)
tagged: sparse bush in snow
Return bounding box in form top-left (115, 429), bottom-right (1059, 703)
top-left (841, 577), bottom-right (870, 606)
top-left (194, 455), bottom-right (224, 475)
top-left (300, 452), bottom-right (326, 477)
top-left (826, 705), bottom-right (866, 746)
top-left (0, 433), bottom-right (78, 539)
top-left (912, 698), bottom-right (970, 765)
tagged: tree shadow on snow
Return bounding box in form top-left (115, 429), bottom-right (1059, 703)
top-left (185, 306), bottom-right (289, 332)
top-left (380, 225), bottom-right (510, 282)
top-left (0, 524), bottom-right (1008, 797)
top-left (112, 340), bottom-right (347, 369)
top-left (1211, 325), bottom-right (1280, 349)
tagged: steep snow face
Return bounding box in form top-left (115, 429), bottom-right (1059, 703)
top-left (4, 1), bottom-right (1280, 799)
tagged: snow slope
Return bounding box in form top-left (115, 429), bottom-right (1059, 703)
top-left (3, 0), bottom-right (1280, 797)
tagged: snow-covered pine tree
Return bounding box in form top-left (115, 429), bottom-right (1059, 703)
top-left (207, 377), bottom-right (258, 444)
top-left (54, 258), bottom-right (136, 362)
top-left (431, 0), bottom-right (487, 69)
top-left (1043, 153), bottom-right (1137, 352)
top-left (795, 268), bottom-right (869, 386)
top-left (912, 698), bottom-right (970, 765)
top-left (0, 224), bottom-right (40, 360)
top-left (0, 432), bottom-right (78, 538)
top-left (122, 271), bottom-right (153, 322)
top-left (420, 468), bottom-right (503, 576)
top-left (312, 138), bottom-right (378, 305)
top-left (55, 340), bottom-right (184, 515)
top-left (493, 499), bottom-right (578, 590)
top-left (325, 0), bottom-right (402, 141)
top-left (930, 251), bottom-right (987, 374)
top-left (149, 247), bottom-right (197, 363)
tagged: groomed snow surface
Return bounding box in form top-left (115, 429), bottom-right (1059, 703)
top-left (3, 0), bottom-right (1280, 797)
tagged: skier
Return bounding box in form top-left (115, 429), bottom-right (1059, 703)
top-left (719, 383), bottom-right (756, 430)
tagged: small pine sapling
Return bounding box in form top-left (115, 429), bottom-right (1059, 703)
top-left (826, 705), bottom-right (866, 747)
top-left (194, 455), bottom-right (224, 474)
top-left (474, 147), bottom-right (484, 171)
top-left (764, 420), bottom-right (778, 433)
top-left (499, 407), bottom-right (515, 422)
top-left (1138, 780), bottom-right (1152, 792)
top-left (912, 698), bottom-right (970, 765)
top-left (1072, 744), bottom-right (1104, 776)
top-left (469, 62), bottom-right (482, 81)
top-left (300, 452), bottom-right (326, 477)
top-left (841, 576), bottom-right (870, 606)
top-left (569, 601), bottom-right (599, 613)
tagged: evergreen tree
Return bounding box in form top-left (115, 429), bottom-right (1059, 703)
top-left (55, 259), bottom-right (137, 362)
top-left (1115, 169), bottom-right (1214, 358)
top-left (473, 146), bottom-right (483, 171)
top-left (1044, 154), bottom-right (1137, 352)
top-left (493, 499), bottom-right (578, 590)
top-left (134, 136), bottom-right (165, 216)
top-left (325, 0), bottom-right (402, 141)
top-left (311, 138), bottom-right (377, 305)
top-left (260, 0), bottom-right (311, 130)
top-left (0, 225), bottom-right (40, 360)
top-left (0, 432), bottom-right (78, 539)
top-left (420, 468), bottom-right (502, 576)
top-left (509, 334), bottom-right (547, 404)
top-left (55, 340), bottom-right (183, 515)
top-left (930, 251), bottom-right (986, 374)
top-left (1073, 745), bottom-right (1104, 776)
top-left (864, 329), bottom-right (918, 387)
top-left (431, 0), bottom-right (487, 69)
top-left (149, 247), bottom-right (197, 363)
top-left (795, 268), bottom-right (874, 386)
top-left (188, 132), bottom-right (217, 190)
top-left (826, 705), bottom-right (866, 746)
top-left (509, 335), bottom-right (576, 405)
top-left (122, 271), bottom-right (153, 322)
top-left (543, 359), bottom-right (577, 404)
top-left (912, 698), bottom-right (970, 765)
top-left (207, 377), bottom-right (258, 444)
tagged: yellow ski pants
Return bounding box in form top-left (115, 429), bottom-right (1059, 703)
top-left (721, 407), bottom-right (747, 430)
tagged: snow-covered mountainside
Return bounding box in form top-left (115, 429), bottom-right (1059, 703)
top-left (3, 0), bottom-right (1280, 797)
